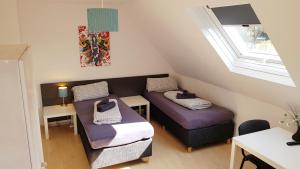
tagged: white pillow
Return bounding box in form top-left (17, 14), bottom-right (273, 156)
top-left (147, 77), bottom-right (178, 92)
top-left (72, 81), bottom-right (109, 102)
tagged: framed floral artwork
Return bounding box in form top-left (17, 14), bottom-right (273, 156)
top-left (78, 25), bottom-right (111, 67)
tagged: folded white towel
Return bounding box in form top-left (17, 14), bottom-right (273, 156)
top-left (93, 99), bottom-right (122, 125)
top-left (164, 91), bottom-right (212, 110)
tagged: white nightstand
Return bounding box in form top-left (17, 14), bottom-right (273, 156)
top-left (43, 104), bottom-right (77, 139)
top-left (120, 95), bottom-right (150, 121)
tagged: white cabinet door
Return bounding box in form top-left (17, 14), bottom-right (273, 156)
top-left (0, 60), bottom-right (31, 169)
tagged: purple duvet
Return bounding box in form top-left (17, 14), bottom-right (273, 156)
top-left (74, 95), bottom-right (154, 149)
top-left (144, 91), bottom-right (234, 130)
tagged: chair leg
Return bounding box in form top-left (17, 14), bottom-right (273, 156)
top-left (239, 158), bottom-right (245, 169)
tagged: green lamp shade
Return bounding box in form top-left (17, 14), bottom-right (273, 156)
top-left (87, 8), bottom-right (118, 33)
top-left (58, 86), bottom-right (68, 98)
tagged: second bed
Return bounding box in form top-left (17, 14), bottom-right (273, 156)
top-left (144, 91), bottom-right (234, 152)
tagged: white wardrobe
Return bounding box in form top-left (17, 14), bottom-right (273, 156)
top-left (0, 45), bottom-right (43, 169)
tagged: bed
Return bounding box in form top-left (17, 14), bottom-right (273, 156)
top-left (74, 95), bottom-right (154, 169)
top-left (40, 74), bottom-right (169, 169)
top-left (144, 91), bottom-right (234, 152)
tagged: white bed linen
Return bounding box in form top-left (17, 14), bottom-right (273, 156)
top-left (164, 90), bottom-right (212, 110)
top-left (91, 122), bottom-right (154, 149)
top-left (94, 99), bottom-right (122, 125)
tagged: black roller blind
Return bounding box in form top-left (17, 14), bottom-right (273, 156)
top-left (211, 4), bottom-right (261, 25)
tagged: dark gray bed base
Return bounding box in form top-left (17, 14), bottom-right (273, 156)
top-left (149, 103), bottom-right (234, 149)
top-left (77, 115), bottom-right (152, 168)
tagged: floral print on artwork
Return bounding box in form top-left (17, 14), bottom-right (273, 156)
top-left (78, 25), bottom-right (111, 67)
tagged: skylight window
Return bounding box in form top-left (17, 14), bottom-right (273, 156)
top-left (190, 4), bottom-right (295, 87)
top-left (224, 25), bottom-right (276, 55)
top-left (223, 25), bottom-right (284, 68)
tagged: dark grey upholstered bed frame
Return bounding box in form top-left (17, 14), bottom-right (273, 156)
top-left (148, 103), bottom-right (234, 151)
top-left (40, 74), bottom-right (168, 168)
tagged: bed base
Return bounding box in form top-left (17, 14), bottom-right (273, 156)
top-left (150, 103), bottom-right (234, 151)
top-left (77, 116), bottom-right (152, 169)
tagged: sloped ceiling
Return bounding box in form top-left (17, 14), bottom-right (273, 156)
top-left (124, 0), bottom-right (300, 109)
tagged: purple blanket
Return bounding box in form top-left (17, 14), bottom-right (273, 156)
top-left (144, 91), bottom-right (234, 130)
top-left (74, 95), bottom-right (153, 149)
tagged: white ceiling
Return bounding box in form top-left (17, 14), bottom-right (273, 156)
top-left (121, 0), bottom-right (300, 109)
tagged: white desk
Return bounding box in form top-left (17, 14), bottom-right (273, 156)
top-left (230, 127), bottom-right (300, 169)
top-left (120, 95), bottom-right (150, 121)
top-left (43, 104), bottom-right (77, 139)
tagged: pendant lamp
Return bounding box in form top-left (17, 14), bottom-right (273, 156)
top-left (87, 0), bottom-right (119, 33)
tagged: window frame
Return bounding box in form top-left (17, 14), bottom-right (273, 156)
top-left (191, 6), bottom-right (295, 87)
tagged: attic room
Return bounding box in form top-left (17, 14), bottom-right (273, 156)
top-left (1, 0), bottom-right (300, 169)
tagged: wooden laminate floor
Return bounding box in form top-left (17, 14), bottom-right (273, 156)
top-left (42, 121), bottom-right (255, 169)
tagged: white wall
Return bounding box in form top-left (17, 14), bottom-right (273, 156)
top-left (175, 74), bottom-right (297, 134)
top-left (126, 0), bottom-right (300, 111)
top-left (18, 1), bottom-right (173, 84)
top-left (21, 48), bottom-right (44, 169)
top-left (18, 0), bottom-right (174, 121)
top-left (0, 0), bottom-right (21, 44)
top-left (0, 1), bottom-right (43, 168)
top-left (0, 60), bottom-right (31, 169)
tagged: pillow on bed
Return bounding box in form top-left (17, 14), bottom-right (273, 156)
top-left (147, 77), bottom-right (178, 92)
top-left (72, 81), bottom-right (109, 102)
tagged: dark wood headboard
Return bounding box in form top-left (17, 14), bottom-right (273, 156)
top-left (40, 74), bottom-right (169, 106)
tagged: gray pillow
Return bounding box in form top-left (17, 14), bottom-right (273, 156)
top-left (72, 81), bottom-right (109, 102)
top-left (147, 77), bottom-right (178, 92)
